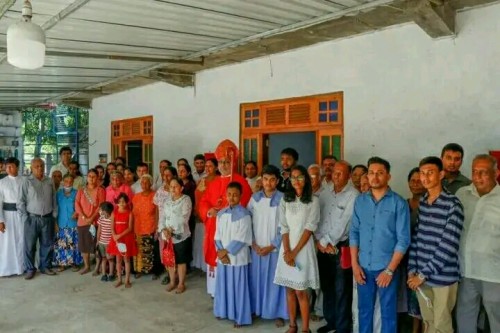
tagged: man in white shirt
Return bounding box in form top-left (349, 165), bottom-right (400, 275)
top-left (316, 161), bottom-right (359, 333)
top-left (321, 155), bottom-right (337, 192)
top-left (49, 146), bottom-right (72, 177)
top-left (192, 154), bottom-right (207, 183)
top-left (131, 162), bottom-right (149, 194)
top-left (456, 154), bottom-right (500, 333)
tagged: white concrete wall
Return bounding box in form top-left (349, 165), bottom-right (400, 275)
top-left (90, 3), bottom-right (500, 194)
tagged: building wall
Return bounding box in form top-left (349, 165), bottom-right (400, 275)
top-left (90, 3), bottom-right (500, 194)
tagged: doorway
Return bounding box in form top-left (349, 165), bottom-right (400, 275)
top-left (267, 131), bottom-right (316, 168)
top-left (125, 140), bottom-right (143, 170)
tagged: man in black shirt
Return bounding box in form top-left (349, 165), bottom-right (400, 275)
top-left (277, 147), bottom-right (299, 193)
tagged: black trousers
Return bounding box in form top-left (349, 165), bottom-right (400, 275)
top-left (317, 250), bottom-right (353, 333)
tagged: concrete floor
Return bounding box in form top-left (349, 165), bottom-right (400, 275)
top-left (0, 270), bottom-right (323, 333)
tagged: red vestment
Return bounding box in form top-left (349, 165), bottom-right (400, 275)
top-left (198, 173), bottom-right (252, 267)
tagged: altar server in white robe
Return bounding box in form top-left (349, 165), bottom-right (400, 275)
top-left (214, 182), bottom-right (253, 327)
top-left (0, 157), bottom-right (24, 276)
top-left (248, 164), bottom-right (288, 326)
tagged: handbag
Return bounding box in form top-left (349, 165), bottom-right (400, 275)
top-left (162, 238), bottom-right (176, 268)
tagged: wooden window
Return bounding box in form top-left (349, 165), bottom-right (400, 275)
top-left (241, 92), bottom-right (343, 170)
top-left (112, 124), bottom-right (120, 137)
top-left (143, 120), bottom-right (152, 135)
top-left (320, 133), bottom-right (342, 160)
top-left (243, 137), bottom-right (258, 162)
top-left (243, 108), bottom-right (260, 128)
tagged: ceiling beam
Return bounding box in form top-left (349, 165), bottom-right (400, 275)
top-left (0, 0), bottom-right (15, 19)
top-left (409, 0), bottom-right (456, 38)
top-left (0, 88), bottom-right (103, 94)
top-left (0, 47), bottom-right (204, 65)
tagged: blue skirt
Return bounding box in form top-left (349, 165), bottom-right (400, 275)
top-left (214, 263), bottom-right (252, 326)
top-left (53, 227), bottom-right (83, 267)
top-left (249, 250), bottom-right (288, 320)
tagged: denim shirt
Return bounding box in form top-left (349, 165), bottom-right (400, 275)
top-left (350, 188), bottom-right (410, 271)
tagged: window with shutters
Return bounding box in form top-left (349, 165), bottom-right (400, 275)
top-left (241, 92), bottom-right (343, 171)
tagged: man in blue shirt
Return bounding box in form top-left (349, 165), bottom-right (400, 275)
top-left (350, 156), bottom-right (410, 333)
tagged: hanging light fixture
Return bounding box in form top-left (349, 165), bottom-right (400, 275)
top-left (6, 0), bottom-right (46, 70)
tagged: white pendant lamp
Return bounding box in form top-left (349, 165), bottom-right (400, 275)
top-left (7, 0), bottom-right (46, 70)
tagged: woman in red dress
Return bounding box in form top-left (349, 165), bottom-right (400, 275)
top-left (107, 192), bottom-right (137, 288)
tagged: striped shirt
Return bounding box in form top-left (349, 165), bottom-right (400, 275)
top-left (97, 216), bottom-right (112, 245)
top-left (408, 190), bottom-right (464, 287)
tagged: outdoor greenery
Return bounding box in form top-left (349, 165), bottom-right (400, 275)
top-left (22, 105), bottom-right (89, 170)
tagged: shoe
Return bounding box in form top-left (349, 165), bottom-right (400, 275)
top-left (317, 325), bottom-right (335, 333)
top-left (107, 275), bottom-right (116, 282)
top-left (24, 271), bottom-right (36, 280)
top-left (40, 269), bottom-right (57, 276)
top-left (100, 275), bottom-right (109, 282)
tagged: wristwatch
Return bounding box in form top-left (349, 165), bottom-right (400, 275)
top-left (417, 272), bottom-right (426, 281)
top-left (384, 268), bottom-right (394, 276)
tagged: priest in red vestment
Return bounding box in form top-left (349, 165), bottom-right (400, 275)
top-left (198, 139), bottom-right (252, 297)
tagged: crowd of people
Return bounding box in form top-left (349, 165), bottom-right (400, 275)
top-left (0, 141), bottom-right (498, 333)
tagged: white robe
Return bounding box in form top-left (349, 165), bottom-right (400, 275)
top-left (0, 175), bottom-right (24, 276)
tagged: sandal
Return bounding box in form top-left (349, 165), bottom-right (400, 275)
top-left (56, 267), bottom-right (66, 273)
top-left (165, 284), bottom-right (176, 292)
top-left (175, 285), bottom-right (186, 294)
top-left (285, 325), bottom-right (298, 333)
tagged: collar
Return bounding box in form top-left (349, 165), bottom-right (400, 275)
top-left (367, 187), bottom-right (394, 201)
top-left (218, 204), bottom-right (250, 222)
top-left (421, 189), bottom-right (449, 203)
top-left (468, 183), bottom-right (500, 198)
top-left (252, 190), bottom-right (283, 207)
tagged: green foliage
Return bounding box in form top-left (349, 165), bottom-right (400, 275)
top-left (22, 105), bottom-right (89, 158)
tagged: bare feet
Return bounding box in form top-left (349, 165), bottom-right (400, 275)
top-left (114, 281), bottom-right (123, 288)
top-left (286, 324), bottom-right (298, 333)
top-left (165, 283), bottom-right (176, 292)
top-left (275, 318), bottom-right (285, 327)
top-left (79, 267), bottom-right (90, 275)
top-left (92, 270), bottom-right (99, 277)
top-left (56, 266), bottom-right (65, 273)
top-left (175, 284), bottom-right (186, 294)
top-left (125, 281), bottom-right (132, 288)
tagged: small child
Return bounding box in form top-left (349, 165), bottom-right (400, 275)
top-left (214, 182), bottom-right (253, 328)
top-left (53, 174), bottom-right (82, 271)
top-left (247, 165), bottom-right (288, 326)
top-left (106, 193), bottom-right (137, 288)
top-left (97, 201), bottom-right (115, 282)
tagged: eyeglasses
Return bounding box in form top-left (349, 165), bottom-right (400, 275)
top-left (290, 176), bottom-right (305, 182)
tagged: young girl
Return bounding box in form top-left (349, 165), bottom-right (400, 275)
top-left (97, 201), bottom-right (115, 282)
top-left (54, 174), bottom-right (82, 271)
top-left (274, 165), bottom-right (320, 333)
top-left (160, 177), bottom-right (192, 294)
top-left (214, 182), bottom-right (253, 328)
top-left (106, 193), bottom-right (137, 288)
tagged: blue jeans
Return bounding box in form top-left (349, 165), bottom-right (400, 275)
top-left (358, 268), bottom-right (399, 333)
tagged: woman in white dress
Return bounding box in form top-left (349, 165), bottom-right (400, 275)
top-left (274, 165), bottom-right (320, 333)
top-left (0, 157), bottom-right (24, 276)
